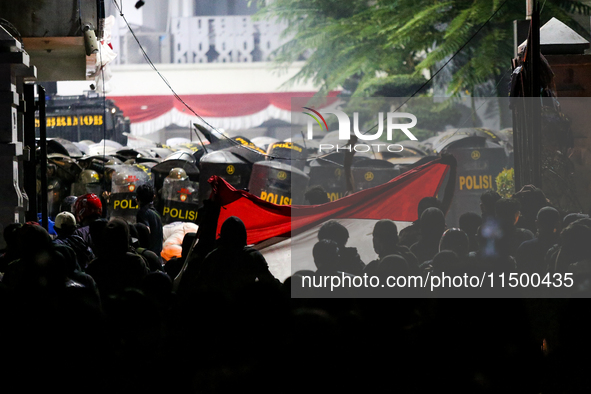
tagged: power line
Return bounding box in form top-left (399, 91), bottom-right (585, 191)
top-left (111, 0), bottom-right (289, 161)
top-left (113, 0), bottom-right (510, 167)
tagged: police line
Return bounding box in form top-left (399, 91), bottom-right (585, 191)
top-left (111, 196), bottom-right (198, 222)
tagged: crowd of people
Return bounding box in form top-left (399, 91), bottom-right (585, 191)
top-left (294, 185), bottom-right (591, 297)
top-left (0, 183), bottom-right (589, 392)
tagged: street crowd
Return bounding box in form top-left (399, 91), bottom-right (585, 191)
top-left (0, 183), bottom-right (589, 392)
top-left (295, 186), bottom-right (591, 297)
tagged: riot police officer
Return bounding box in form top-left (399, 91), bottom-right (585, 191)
top-left (162, 168), bottom-right (197, 203)
top-left (71, 169), bottom-right (102, 197)
top-left (160, 167), bottom-right (199, 224)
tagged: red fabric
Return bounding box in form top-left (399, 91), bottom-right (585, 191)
top-left (110, 96), bottom-right (174, 123)
top-left (209, 158), bottom-right (450, 245)
top-left (108, 92), bottom-right (340, 123)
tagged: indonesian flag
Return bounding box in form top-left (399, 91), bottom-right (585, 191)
top-left (206, 157), bottom-right (453, 281)
top-left (209, 156), bottom-right (451, 246)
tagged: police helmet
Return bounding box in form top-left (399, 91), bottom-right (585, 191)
top-left (168, 168), bottom-right (188, 181)
top-left (79, 169), bottom-right (100, 184)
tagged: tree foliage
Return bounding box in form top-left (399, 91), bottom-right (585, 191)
top-left (255, 0), bottom-right (591, 97)
top-left (496, 167), bottom-right (515, 198)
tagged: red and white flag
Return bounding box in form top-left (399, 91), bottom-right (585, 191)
top-left (207, 157), bottom-right (452, 281)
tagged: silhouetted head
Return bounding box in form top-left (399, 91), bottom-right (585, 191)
top-left (563, 213), bottom-right (589, 228)
top-left (104, 218), bottom-right (130, 256)
top-left (575, 218), bottom-right (591, 229)
top-left (377, 254), bottom-right (409, 277)
top-left (17, 223), bottom-right (53, 259)
top-left (431, 250), bottom-right (460, 274)
top-left (305, 185), bottom-right (329, 205)
top-left (136, 184), bottom-right (155, 205)
top-left (372, 219), bottom-right (399, 257)
top-left (89, 218), bottom-right (109, 257)
top-left (318, 220), bottom-right (349, 247)
top-left (514, 184), bottom-right (548, 221)
top-left (289, 270), bottom-right (316, 296)
top-left (133, 222), bottom-right (151, 249)
top-left (3, 222), bottom-right (22, 251)
top-left (312, 239), bottom-right (339, 271)
top-left (459, 212), bottom-right (482, 237)
top-left (460, 212), bottom-right (482, 253)
top-left (417, 197), bottom-right (441, 221)
top-left (420, 207), bottom-right (446, 240)
top-left (59, 195), bottom-right (78, 214)
top-left (219, 216), bottom-right (247, 248)
top-left (140, 271), bottom-right (173, 300)
top-left (560, 220), bottom-right (591, 263)
top-left (536, 206), bottom-right (561, 235)
top-left (53, 243), bottom-right (79, 274)
top-left (495, 198), bottom-right (521, 226)
top-left (439, 228), bottom-right (470, 257)
top-left (480, 190), bottom-right (501, 218)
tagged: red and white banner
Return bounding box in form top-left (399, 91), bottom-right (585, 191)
top-left (109, 91), bottom-right (340, 136)
top-left (209, 157), bottom-right (451, 245)
top-left (207, 157), bottom-right (451, 280)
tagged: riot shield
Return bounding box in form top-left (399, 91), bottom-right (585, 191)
top-left (285, 136), bottom-right (321, 159)
top-left (151, 159), bottom-right (200, 195)
top-left (248, 161), bottom-right (310, 205)
top-left (107, 164), bottom-right (153, 223)
top-left (198, 150), bottom-right (251, 203)
top-left (160, 177), bottom-right (200, 224)
top-left (267, 141), bottom-right (308, 171)
top-left (444, 146), bottom-right (508, 226)
top-left (70, 169), bottom-right (102, 197)
top-left (149, 147), bottom-right (175, 159)
top-left (224, 136), bottom-right (267, 164)
top-left (251, 136), bottom-right (279, 152)
top-left (47, 138), bottom-right (85, 158)
top-left (307, 152), bottom-right (370, 202)
top-left (70, 181), bottom-right (102, 198)
top-left (172, 141), bottom-right (211, 163)
top-left (351, 159), bottom-right (400, 192)
top-left (47, 153), bottom-right (82, 197)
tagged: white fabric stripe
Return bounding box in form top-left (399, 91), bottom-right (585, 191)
top-left (129, 105), bottom-right (293, 136)
top-left (260, 218), bottom-right (413, 282)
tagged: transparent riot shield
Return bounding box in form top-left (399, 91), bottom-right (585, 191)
top-left (70, 168), bottom-right (102, 197)
top-left (70, 181), bottom-right (102, 197)
top-left (160, 177), bottom-right (200, 224)
top-left (107, 164), bottom-right (153, 224)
